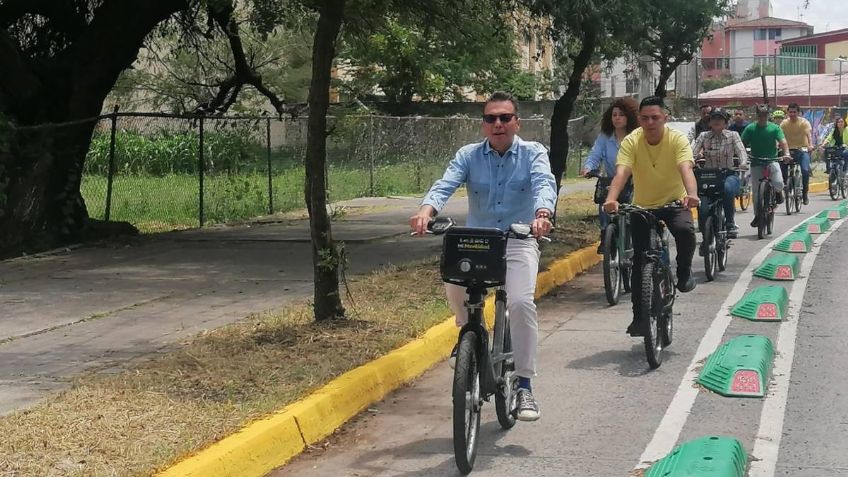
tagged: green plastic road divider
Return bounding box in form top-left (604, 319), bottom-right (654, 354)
top-left (772, 230), bottom-right (813, 253)
top-left (754, 253), bottom-right (800, 281)
top-left (646, 436), bottom-right (747, 477)
top-left (731, 286), bottom-right (789, 322)
top-left (156, 244), bottom-right (603, 477)
top-left (794, 216), bottom-right (831, 234)
top-left (819, 205), bottom-right (848, 220)
top-left (698, 335), bottom-right (774, 398)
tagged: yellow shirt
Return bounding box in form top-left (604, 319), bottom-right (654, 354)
top-left (616, 126), bottom-right (693, 208)
top-left (780, 118), bottom-right (811, 149)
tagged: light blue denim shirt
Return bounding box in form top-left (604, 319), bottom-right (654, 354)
top-left (583, 133), bottom-right (620, 176)
top-left (421, 136), bottom-right (557, 230)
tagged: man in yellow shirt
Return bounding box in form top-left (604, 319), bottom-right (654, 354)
top-left (780, 103), bottom-right (813, 204)
top-left (604, 96), bottom-right (700, 336)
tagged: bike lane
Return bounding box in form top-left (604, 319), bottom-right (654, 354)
top-left (272, 195), bottom-right (840, 477)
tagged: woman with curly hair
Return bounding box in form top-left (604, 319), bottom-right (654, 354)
top-left (581, 97), bottom-right (638, 249)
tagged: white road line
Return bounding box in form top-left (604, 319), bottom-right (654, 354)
top-left (748, 216), bottom-right (848, 476)
top-left (634, 213), bottom-right (821, 469)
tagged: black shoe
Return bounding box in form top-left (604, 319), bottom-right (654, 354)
top-left (626, 319), bottom-right (645, 337)
top-left (803, 195), bottom-right (809, 205)
top-left (750, 216), bottom-right (759, 227)
top-left (676, 273), bottom-right (696, 293)
top-left (775, 192), bottom-right (784, 205)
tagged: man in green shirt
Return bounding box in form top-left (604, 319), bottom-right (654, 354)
top-left (741, 104), bottom-right (789, 227)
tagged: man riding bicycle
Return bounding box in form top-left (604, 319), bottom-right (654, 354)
top-left (779, 103), bottom-right (813, 205)
top-left (691, 109), bottom-right (748, 237)
top-left (410, 91), bottom-right (556, 422)
top-left (741, 104), bottom-right (789, 227)
top-left (603, 96), bottom-right (700, 337)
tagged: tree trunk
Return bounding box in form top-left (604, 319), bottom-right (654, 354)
top-left (0, 119), bottom-right (97, 256)
top-left (549, 27), bottom-right (597, 192)
top-left (0, 0), bottom-right (186, 257)
top-left (305, 0), bottom-right (346, 321)
top-left (653, 62), bottom-right (675, 98)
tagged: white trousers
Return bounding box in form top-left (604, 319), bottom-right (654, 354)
top-left (445, 239), bottom-right (540, 378)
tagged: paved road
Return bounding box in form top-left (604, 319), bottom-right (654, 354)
top-left (275, 194), bottom-right (848, 477)
top-left (0, 181), bottom-right (596, 416)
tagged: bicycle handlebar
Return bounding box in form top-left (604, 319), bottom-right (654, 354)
top-left (411, 217), bottom-right (551, 242)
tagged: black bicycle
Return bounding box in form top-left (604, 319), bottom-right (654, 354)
top-left (751, 159), bottom-right (779, 240)
top-left (825, 146), bottom-right (848, 200)
top-left (587, 170), bottom-right (634, 305)
top-left (785, 149), bottom-right (805, 215)
top-left (423, 217), bottom-right (546, 474)
top-left (694, 166), bottom-right (736, 281)
top-left (612, 203), bottom-right (677, 369)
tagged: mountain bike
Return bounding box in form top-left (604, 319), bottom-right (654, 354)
top-left (785, 148), bottom-right (805, 215)
top-left (751, 158), bottom-right (779, 240)
top-left (587, 171), bottom-right (633, 305)
top-left (612, 203), bottom-right (678, 369)
top-left (825, 146), bottom-right (848, 200)
top-left (423, 217), bottom-right (547, 474)
top-left (694, 167), bottom-right (737, 281)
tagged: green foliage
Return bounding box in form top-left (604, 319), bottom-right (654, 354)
top-left (338, 8), bottom-right (530, 102)
top-left (743, 64), bottom-right (776, 80)
top-left (702, 75), bottom-right (735, 92)
top-left (84, 128), bottom-right (260, 176)
top-left (621, 0), bottom-right (734, 96)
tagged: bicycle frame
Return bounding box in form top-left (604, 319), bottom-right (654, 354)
top-left (458, 287), bottom-right (510, 399)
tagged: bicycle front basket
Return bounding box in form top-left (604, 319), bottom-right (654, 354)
top-left (440, 227), bottom-right (507, 287)
top-left (695, 168), bottom-right (724, 197)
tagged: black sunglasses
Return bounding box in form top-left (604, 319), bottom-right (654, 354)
top-left (482, 113), bottom-right (516, 124)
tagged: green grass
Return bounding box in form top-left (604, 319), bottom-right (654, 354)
top-left (81, 162), bottom-right (447, 232)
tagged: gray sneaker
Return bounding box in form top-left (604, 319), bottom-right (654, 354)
top-left (516, 388), bottom-right (540, 421)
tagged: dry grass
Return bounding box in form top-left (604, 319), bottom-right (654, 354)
top-left (0, 194), bottom-right (599, 477)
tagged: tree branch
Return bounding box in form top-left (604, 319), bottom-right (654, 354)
top-left (201, 1), bottom-right (290, 117)
top-left (0, 0), bottom-right (88, 37)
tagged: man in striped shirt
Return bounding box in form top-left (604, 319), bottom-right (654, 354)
top-left (692, 109), bottom-right (748, 236)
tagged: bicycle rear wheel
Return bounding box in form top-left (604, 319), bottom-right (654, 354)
top-left (603, 224), bottom-right (621, 305)
top-left (738, 190), bottom-right (750, 210)
top-left (453, 332), bottom-right (480, 475)
top-left (640, 262), bottom-right (663, 369)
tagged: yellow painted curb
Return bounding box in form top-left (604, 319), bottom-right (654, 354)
top-left (157, 242), bottom-right (602, 477)
top-left (810, 180), bottom-right (827, 193)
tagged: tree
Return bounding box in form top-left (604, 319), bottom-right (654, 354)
top-left (337, 8), bottom-right (526, 103)
top-left (524, 0), bottom-right (635, 190)
top-left (0, 1), bottom-right (296, 257)
top-left (702, 75), bottom-right (734, 92)
top-left (624, 0), bottom-right (733, 98)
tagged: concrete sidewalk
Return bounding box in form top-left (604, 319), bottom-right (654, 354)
top-left (0, 182), bottom-right (593, 415)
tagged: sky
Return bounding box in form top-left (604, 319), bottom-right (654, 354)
top-left (771, 0), bottom-right (848, 33)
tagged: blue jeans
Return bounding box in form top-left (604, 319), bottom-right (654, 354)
top-left (699, 175), bottom-right (741, 228)
top-left (788, 149), bottom-right (812, 196)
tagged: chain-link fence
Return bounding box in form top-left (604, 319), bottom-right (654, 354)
top-left (80, 112), bottom-right (584, 233)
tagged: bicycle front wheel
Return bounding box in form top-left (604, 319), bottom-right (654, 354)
top-left (640, 262), bottom-right (663, 369)
top-left (830, 169), bottom-right (840, 200)
top-left (603, 224), bottom-right (621, 305)
top-left (794, 170), bottom-right (803, 213)
top-left (453, 332), bottom-right (481, 475)
top-left (703, 216), bottom-right (717, 282)
top-left (494, 323), bottom-right (517, 430)
top-left (785, 176), bottom-right (794, 215)
top-left (757, 181), bottom-right (770, 239)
